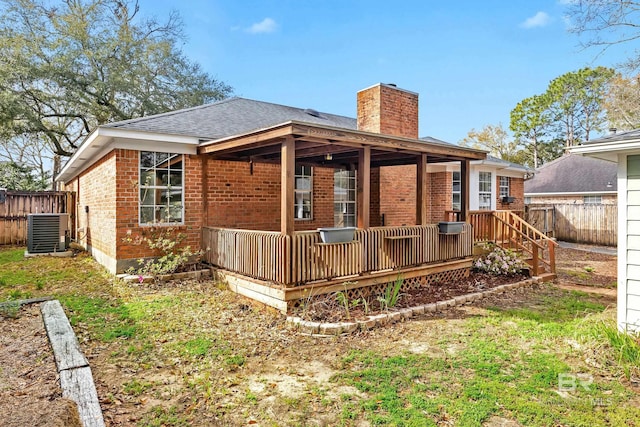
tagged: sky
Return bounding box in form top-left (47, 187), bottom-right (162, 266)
top-left (138, 0), bottom-right (634, 144)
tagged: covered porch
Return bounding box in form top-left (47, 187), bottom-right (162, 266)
top-left (198, 121), bottom-right (486, 311)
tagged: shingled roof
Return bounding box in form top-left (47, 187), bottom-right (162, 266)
top-left (104, 97), bottom-right (357, 139)
top-left (524, 154), bottom-right (617, 194)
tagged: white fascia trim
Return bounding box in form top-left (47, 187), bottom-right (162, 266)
top-left (572, 139), bottom-right (640, 155)
top-left (57, 127), bottom-right (200, 184)
top-left (572, 141), bottom-right (640, 163)
top-left (524, 191), bottom-right (617, 197)
top-left (426, 161), bottom-right (527, 177)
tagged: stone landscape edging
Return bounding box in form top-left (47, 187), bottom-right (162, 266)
top-left (287, 276), bottom-right (545, 336)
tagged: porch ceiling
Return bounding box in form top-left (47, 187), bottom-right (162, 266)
top-left (198, 121), bottom-right (486, 167)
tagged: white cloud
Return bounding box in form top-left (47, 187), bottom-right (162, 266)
top-left (521, 11), bottom-right (551, 29)
top-left (246, 18), bottom-right (277, 34)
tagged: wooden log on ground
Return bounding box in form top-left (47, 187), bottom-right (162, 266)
top-left (41, 300), bottom-right (106, 427)
top-left (41, 300), bottom-right (88, 371)
top-left (59, 367), bottom-right (106, 427)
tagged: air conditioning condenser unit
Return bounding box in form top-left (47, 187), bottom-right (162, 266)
top-left (27, 213), bottom-right (69, 254)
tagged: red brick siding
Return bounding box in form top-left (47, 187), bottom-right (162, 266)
top-left (66, 150), bottom-right (117, 258)
top-left (204, 160), bottom-right (335, 231)
top-left (379, 165), bottom-right (416, 226)
top-left (496, 176), bottom-right (525, 211)
top-left (357, 84), bottom-right (419, 139)
top-left (114, 150), bottom-right (204, 260)
top-left (429, 172), bottom-right (451, 223)
top-left (370, 167), bottom-right (381, 226)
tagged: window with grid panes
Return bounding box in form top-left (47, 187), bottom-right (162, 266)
top-left (139, 151), bottom-right (184, 224)
top-left (294, 165), bottom-right (313, 219)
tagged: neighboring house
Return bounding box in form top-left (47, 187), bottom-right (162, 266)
top-left (572, 129), bottom-right (640, 332)
top-left (524, 154), bottom-right (617, 205)
top-left (56, 83), bottom-right (536, 311)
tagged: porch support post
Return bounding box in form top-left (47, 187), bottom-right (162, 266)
top-left (460, 159), bottom-right (470, 222)
top-left (281, 136), bottom-right (295, 235)
top-left (357, 146), bottom-right (371, 228)
top-left (416, 154), bottom-right (428, 225)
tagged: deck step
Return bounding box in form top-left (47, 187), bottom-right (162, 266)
top-left (536, 272), bottom-right (557, 282)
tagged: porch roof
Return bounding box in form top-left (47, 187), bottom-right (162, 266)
top-left (199, 120), bottom-right (487, 166)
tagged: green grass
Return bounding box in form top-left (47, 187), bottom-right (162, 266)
top-left (486, 290), bottom-right (605, 323)
top-left (333, 293), bottom-right (636, 427)
top-left (1, 246), bottom-right (638, 426)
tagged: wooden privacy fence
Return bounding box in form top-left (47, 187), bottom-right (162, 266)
top-left (203, 224), bottom-right (473, 286)
top-left (0, 191), bottom-right (75, 245)
top-left (525, 203), bottom-right (617, 246)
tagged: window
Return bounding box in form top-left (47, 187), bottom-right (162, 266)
top-left (524, 197), bottom-right (531, 204)
top-left (452, 171), bottom-right (461, 211)
top-left (584, 195), bottom-right (602, 204)
top-left (499, 176), bottom-right (510, 198)
top-left (295, 165), bottom-right (312, 219)
top-left (479, 171), bottom-right (492, 210)
top-left (334, 169), bottom-right (357, 227)
top-left (139, 151), bottom-right (184, 224)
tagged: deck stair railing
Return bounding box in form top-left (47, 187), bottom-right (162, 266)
top-left (450, 210), bottom-right (556, 278)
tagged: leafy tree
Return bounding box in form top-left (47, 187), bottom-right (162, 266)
top-left (546, 66), bottom-right (615, 147)
top-left (605, 73), bottom-right (640, 130)
top-left (0, 0), bottom-right (232, 167)
top-left (0, 161), bottom-right (50, 190)
top-left (459, 123), bottom-right (524, 163)
top-left (510, 94), bottom-right (552, 168)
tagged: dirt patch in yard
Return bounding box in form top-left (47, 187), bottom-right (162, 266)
top-left (555, 245), bottom-right (617, 288)
top-left (0, 304), bottom-right (82, 427)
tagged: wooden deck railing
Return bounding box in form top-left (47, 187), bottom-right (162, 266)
top-left (203, 227), bottom-right (291, 284)
top-left (203, 224), bottom-right (473, 286)
top-left (491, 210), bottom-right (557, 276)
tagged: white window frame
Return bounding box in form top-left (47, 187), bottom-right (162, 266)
top-left (584, 195), bottom-right (602, 204)
top-left (334, 169), bottom-right (357, 227)
top-left (294, 164), bottom-right (313, 220)
top-left (499, 176), bottom-right (510, 198)
top-left (452, 171), bottom-right (461, 211)
top-left (139, 151), bottom-right (185, 226)
top-left (479, 171), bottom-right (492, 210)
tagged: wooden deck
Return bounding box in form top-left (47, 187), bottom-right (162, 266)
top-left (203, 224), bottom-right (474, 312)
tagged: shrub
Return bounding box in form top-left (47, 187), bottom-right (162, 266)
top-left (123, 227), bottom-right (202, 280)
top-left (474, 245), bottom-right (526, 275)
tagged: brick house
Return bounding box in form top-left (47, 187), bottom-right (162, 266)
top-left (57, 83), bottom-right (535, 310)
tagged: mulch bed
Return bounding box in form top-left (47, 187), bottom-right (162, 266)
top-left (297, 271), bottom-right (528, 323)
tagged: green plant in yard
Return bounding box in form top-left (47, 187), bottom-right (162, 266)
top-left (335, 282), bottom-right (360, 320)
top-left (584, 266), bottom-right (595, 273)
top-left (594, 322), bottom-right (640, 379)
top-left (0, 300), bottom-right (20, 318)
top-left (123, 227), bottom-right (202, 280)
top-left (474, 244), bottom-right (526, 275)
top-left (377, 275), bottom-right (403, 311)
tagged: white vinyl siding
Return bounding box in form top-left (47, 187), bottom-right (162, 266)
top-left (626, 155), bottom-right (640, 329)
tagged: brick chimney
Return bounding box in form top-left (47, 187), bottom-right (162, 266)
top-left (357, 83), bottom-right (419, 139)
